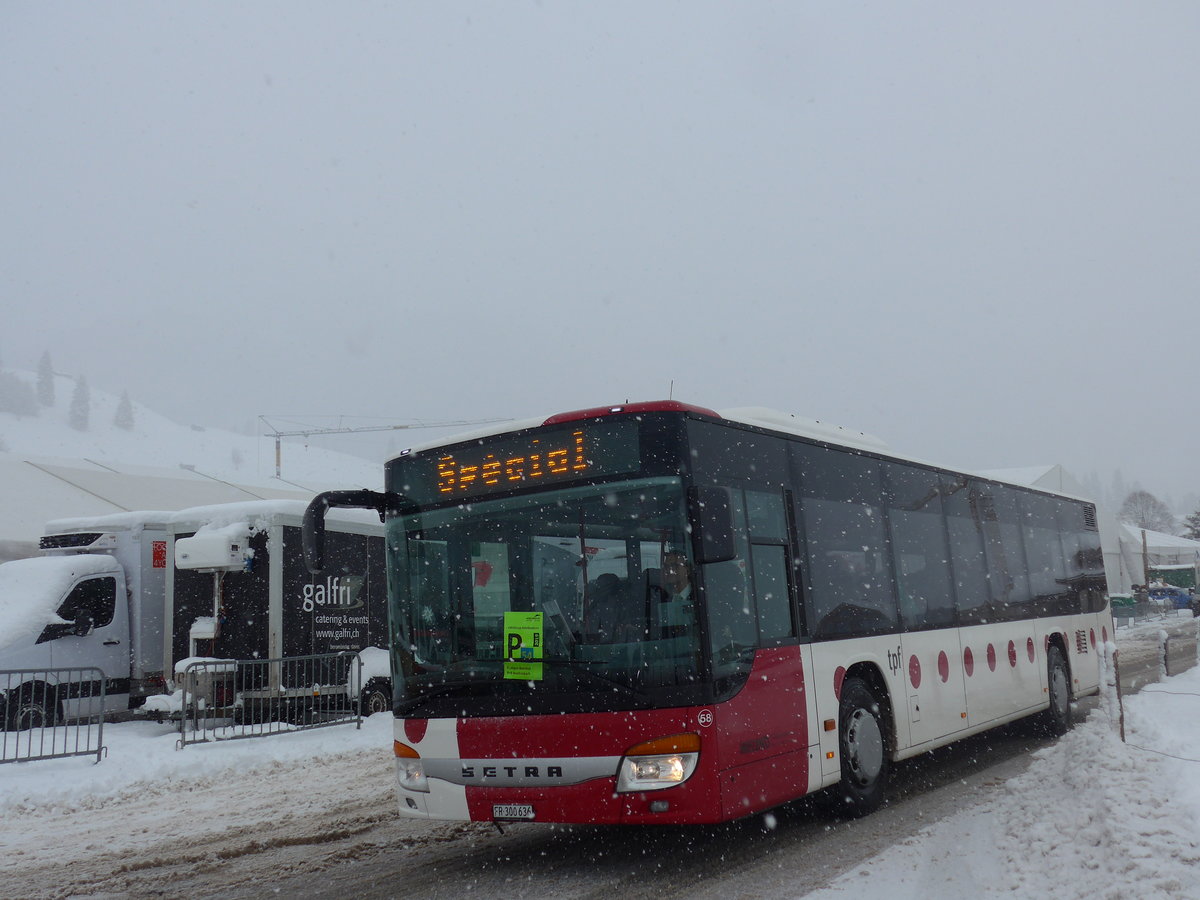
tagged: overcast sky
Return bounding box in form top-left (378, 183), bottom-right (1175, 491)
top-left (3, 3), bottom-right (1198, 505)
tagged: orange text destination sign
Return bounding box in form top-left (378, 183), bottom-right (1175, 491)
top-left (438, 430), bottom-right (587, 494)
top-left (389, 421), bottom-right (642, 505)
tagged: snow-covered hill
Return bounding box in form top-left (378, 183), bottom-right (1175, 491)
top-left (0, 368), bottom-right (382, 487)
top-left (0, 368), bottom-right (384, 555)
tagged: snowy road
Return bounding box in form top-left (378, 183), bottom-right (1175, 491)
top-left (0, 618), bottom-right (1192, 900)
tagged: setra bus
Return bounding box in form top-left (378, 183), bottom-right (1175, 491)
top-left (302, 401), bottom-right (1112, 825)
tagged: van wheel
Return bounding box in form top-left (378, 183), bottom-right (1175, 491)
top-left (1034, 646), bottom-right (1072, 737)
top-left (825, 677), bottom-right (889, 818)
top-left (359, 679), bottom-right (392, 716)
top-left (8, 684), bottom-right (59, 731)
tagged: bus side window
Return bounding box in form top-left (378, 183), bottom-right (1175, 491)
top-left (749, 544), bottom-right (791, 640)
top-left (980, 485), bottom-right (1032, 621)
top-left (704, 490), bottom-right (755, 674)
top-left (942, 475), bottom-right (993, 624)
top-left (794, 446), bottom-right (897, 639)
top-left (884, 463), bottom-right (955, 630)
top-left (1059, 502), bottom-right (1106, 614)
top-left (1021, 493), bottom-right (1071, 617)
top-left (745, 490), bottom-right (794, 641)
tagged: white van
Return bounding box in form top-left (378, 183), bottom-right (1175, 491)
top-left (0, 513), bottom-right (169, 729)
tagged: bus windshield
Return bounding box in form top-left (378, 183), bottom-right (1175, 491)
top-left (387, 477), bottom-right (703, 716)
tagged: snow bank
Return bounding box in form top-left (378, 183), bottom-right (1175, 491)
top-left (799, 662), bottom-right (1200, 900)
top-left (0, 714), bottom-right (392, 818)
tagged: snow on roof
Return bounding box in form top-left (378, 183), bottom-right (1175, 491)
top-left (172, 500), bottom-right (380, 530)
top-left (393, 405), bottom-right (1092, 503)
top-left (397, 404), bottom-right (892, 458)
top-left (0, 555), bottom-right (120, 652)
top-left (44, 511), bottom-right (177, 534)
top-left (719, 407), bottom-right (889, 452)
top-left (1120, 522), bottom-right (1200, 552)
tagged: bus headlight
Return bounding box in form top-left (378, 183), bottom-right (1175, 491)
top-left (394, 740), bottom-right (429, 792)
top-left (616, 733), bottom-right (700, 793)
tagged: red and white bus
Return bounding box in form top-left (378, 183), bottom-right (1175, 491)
top-left (303, 401), bottom-right (1111, 825)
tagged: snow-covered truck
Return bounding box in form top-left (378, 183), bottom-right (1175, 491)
top-left (165, 501), bottom-right (391, 716)
top-left (0, 502), bottom-right (390, 730)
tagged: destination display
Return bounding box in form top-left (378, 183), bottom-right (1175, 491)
top-left (390, 420), bottom-right (641, 505)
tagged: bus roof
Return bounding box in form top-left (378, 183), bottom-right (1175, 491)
top-left (396, 401), bottom-right (1094, 505)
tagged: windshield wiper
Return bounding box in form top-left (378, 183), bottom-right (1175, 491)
top-left (396, 678), bottom-right (497, 715)
top-left (538, 658), bottom-right (651, 703)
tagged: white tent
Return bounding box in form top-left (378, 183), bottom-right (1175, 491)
top-left (1117, 522), bottom-right (1200, 592)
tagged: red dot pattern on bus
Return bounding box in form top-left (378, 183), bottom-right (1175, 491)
top-left (831, 628), bottom-right (1088, 698)
top-left (405, 718), bottom-right (429, 743)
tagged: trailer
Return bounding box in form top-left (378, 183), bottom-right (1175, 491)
top-left (167, 500), bottom-right (390, 716)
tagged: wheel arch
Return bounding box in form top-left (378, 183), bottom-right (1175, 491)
top-left (1046, 631), bottom-right (1074, 700)
top-left (843, 661), bottom-right (896, 756)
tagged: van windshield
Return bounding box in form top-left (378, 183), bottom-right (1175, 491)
top-left (0, 556), bottom-right (116, 652)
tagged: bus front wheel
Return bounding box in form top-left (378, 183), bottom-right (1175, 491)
top-left (828, 676), bottom-right (889, 818)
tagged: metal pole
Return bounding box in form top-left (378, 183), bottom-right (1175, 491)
top-left (1112, 647), bottom-right (1125, 743)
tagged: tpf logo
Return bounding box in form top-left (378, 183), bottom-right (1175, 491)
top-left (302, 575), bottom-right (365, 613)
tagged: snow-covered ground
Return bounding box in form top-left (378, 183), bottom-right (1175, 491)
top-left (0, 619), bottom-right (1196, 899)
top-left (802, 618), bottom-right (1200, 900)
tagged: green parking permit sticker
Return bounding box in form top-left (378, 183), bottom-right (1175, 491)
top-left (503, 611), bottom-right (544, 680)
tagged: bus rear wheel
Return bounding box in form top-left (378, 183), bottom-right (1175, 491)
top-left (1034, 646), bottom-right (1072, 737)
top-left (827, 676), bottom-right (889, 818)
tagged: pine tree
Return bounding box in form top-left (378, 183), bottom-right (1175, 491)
top-left (1183, 508), bottom-right (1200, 542)
top-left (37, 351), bottom-right (55, 407)
top-left (69, 375), bottom-right (90, 431)
top-left (114, 390), bottom-right (134, 430)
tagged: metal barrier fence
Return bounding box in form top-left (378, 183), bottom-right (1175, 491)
top-left (177, 651), bottom-right (362, 748)
top-left (1112, 603), bottom-right (1195, 627)
top-left (1, 667), bottom-right (106, 765)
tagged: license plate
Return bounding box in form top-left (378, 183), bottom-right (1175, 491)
top-left (493, 804), bottom-right (535, 821)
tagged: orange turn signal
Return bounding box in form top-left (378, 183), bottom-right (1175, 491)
top-left (625, 733), bottom-right (701, 756)
top-left (394, 741), bottom-right (420, 759)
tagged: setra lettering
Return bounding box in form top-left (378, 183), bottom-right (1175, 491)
top-left (459, 764), bottom-right (567, 780)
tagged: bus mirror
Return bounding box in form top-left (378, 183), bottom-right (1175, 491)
top-left (691, 486), bottom-right (736, 565)
top-left (302, 489), bottom-right (397, 574)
